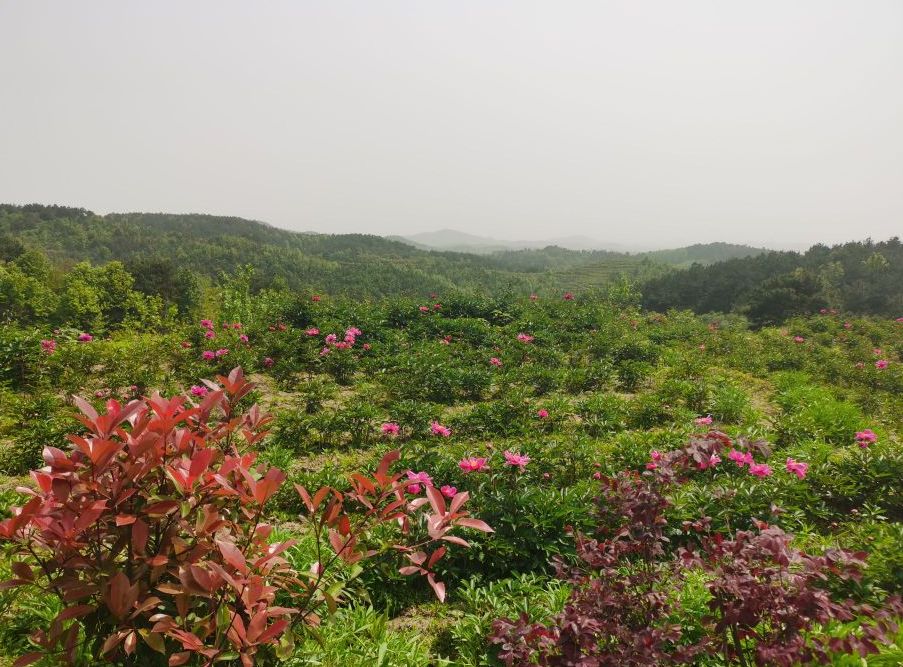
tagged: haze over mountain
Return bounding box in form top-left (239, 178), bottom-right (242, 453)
top-left (391, 229), bottom-right (636, 254)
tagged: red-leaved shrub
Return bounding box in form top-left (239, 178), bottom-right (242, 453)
top-left (0, 368), bottom-right (491, 666)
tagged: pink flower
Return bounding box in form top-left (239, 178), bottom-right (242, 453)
top-left (856, 362), bottom-right (864, 370)
top-left (239, 334), bottom-right (249, 343)
top-left (419, 306), bottom-right (430, 312)
top-left (94, 390), bottom-right (104, 398)
top-left (363, 343), bottom-right (371, 350)
top-left (215, 348), bottom-right (229, 357)
top-left (728, 449), bottom-right (754, 467)
top-left (346, 327), bottom-right (362, 336)
top-left (264, 357), bottom-right (274, 368)
top-left (439, 339), bottom-right (450, 345)
top-left (843, 322), bottom-right (852, 329)
top-left (794, 336), bottom-right (805, 343)
top-left (696, 416), bottom-right (713, 425)
top-left (431, 422), bottom-right (451, 437)
top-left (306, 328), bottom-right (319, 336)
top-left (440, 485), bottom-right (457, 498)
top-left (433, 304), bottom-right (441, 310)
top-left (780, 329), bottom-right (789, 336)
top-left (40, 339), bottom-right (56, 355)
top-left (537, 409), bottom-right (549, 419)
top-left (459, 457), bottom-right (488, 472)
top-left (874, 349), bottom-right (883, 355)
top-left (319, 347), bottom-right (331, 356)
top-left (563, 292), bottom-right (574, 301)
top-left (202, 350), bottom-right (215, 360)
top-left (406, 470), bottom-right (434, 487)
top-left (593, 471), bottom-right (602, 480)
top-left (325, 333), bottom-right (337, 344)
top-left (221, 323), bottom-right (229, 329)
top-left (129, 385), bottom-right (138, 392)
top-left (181, 341), bottom-right (192, 348)
top-left (646, 462), bottom-right (658, 470)
top-left (819, 308), bottom-right (827, 314)
top-left (749, 463), bottom-right (773, 478)
top-left (200, 319), bottom-right (213, 329)
top-left (708, 453), bottom-right (721, 467)
top-left (529, 295), bottom-right (538, 300)
top-left (344, 334), bottom-right (355, 343)
top-left (503, 450), bottom-right (531, 471)
top-left (517, 333), bottom-right (534, 343)
top-left (381, 423), bottom-right (400, 435)
top-left (312, 296), bottom-right (321, 301)
top-left (277, 323), bottom-right (286, 330)
top-left (190, 385), bottom-right (208, 396)
top-left (233, 323), bottom-right (242, 330)
top-left (855, 429), bottom-right (877, 447)
top-left (334, 342), bottom-right (348, 349)
top-left (490, 357), bottom-right (502, 367)
top-left (875, 360), bottom-right (889, 370)
top-left (204, 330), bottom-right (216, 339)
top-left (77, 333), bottom-right (93, 342)
top-left (785, 458), bottom-right (809, 479)
top-left (699, 344), bottom-right (706, 350)
top-left (406, 484), bottom-right (422, 494)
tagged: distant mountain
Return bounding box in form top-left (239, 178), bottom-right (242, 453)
top-left (396, 229), bottom-right (624, 254)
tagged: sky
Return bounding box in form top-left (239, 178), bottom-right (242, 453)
top-left (1, 1), bottom-right (901, 250)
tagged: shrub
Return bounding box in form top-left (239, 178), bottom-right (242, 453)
top-left (0, 368), bottom-right (491, 666)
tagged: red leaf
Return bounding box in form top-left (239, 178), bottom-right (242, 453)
top-left (12, 653), bottom-right (43, 667)
top-left (427, 574), bottom-right (446, 602)
top-left (216, 539), bottom-right (248, 574)
top-left (169, 652), bottom-right (191, 666)
top-left (456, 518), bottom-right (494, 533)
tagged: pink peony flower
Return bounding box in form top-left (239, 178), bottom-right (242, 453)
top-left (794, 336), bottom-right (805, 343)
top-left (593, 471), bottom-right (602, 480)
top-left (264, 357), bottom-right (274, 368)
top-left (181, 341), bottom-right (192, 348)
top-left (875, 360), bottom-right (889, 370)
top-left (215, 348), bottom-right (229, 357)
top-left (406, 470), bottom-right (433, 487)
top-left (696, 416), bottom-right (713, 425)
top-left (319, 347), bottom-right (331, 356)
top-left (439, 338), bottom-right (450, 345)
top-left (202, 350), bottom-right (215, 360)
top-left (529, 295), bottom-right (538, 300)
top-left (855, 429), bottom-right (877, 447)
top-left (749, 463), bottom-right (773, 478)
top-left (433, 304), bottom-right (441, 310)
top-left (563, 292), bottom-right (574, 300)
top-left (346, 327), bottom-right (362, 336)
top-left (785, 458), bottom-right (809, 479)
top-left (856, 362), bottom-right (864, 369)
top-left (503, 450), bottom-right (531, 471)
top-left (646, 462), bottom-right (658, 470)
top-left (277, 323), bottom-right (287, 330)
top-left (77, 333), bottom-right (93, 342)
top-left (459, 457), bottom-right (488, 473)
top-left (517, 333), bottom-right (534, 343)
top-left (490, 357), bottom-right (502, 367)
top-left (419, 306), bottom-right (429, 312)
top-left (843, 322), bottom-right (852, 329)
top-left (537, 409), bottom-right (549, 419)
top-left (381, 423), bottom-right (400, 435)
top-left (312, 296), bottom-right (321, 301)
top-left (200, 319), bottom-right (214, 329)
top-left (190, 385), bottom-right (208, 396)
top-left (406, 484), bottom-right (421, 494)
top-left (233, 323), bottom-right (242, 330)
top-left (440, 485), bottom-right (457, 498)
top-left (363, 343), bottom-right (371, 350)
top-left (699, 344), bottom-right (706, 350)
top-left (40, 339), bottom-right (56, 355)
top-left (874, 349), bottom-right (883, 355)
top-left (306, 328), bottom-right (319, 336)
top-left (239, 334), bottom-right (249, 343)
top-left (728, 449), bottom-right (754, 467)
top-left (431, 422), bottom-right (451, 437)
top-left (204, 330), bottom-right (216, 339)
top-left (325, 333), bottom-right (337, 344)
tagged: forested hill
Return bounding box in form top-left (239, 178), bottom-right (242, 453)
top-left (641, 238), bottom-right (903, 325)
top-left (0, 205), bottom-right (545, 297)
top-left (0, 204), bottom-right (743, 299)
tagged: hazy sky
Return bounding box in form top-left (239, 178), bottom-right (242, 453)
top-left (1, 1), bottom-right (901, 249)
